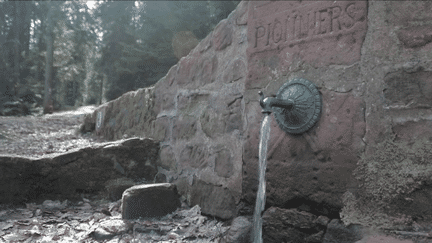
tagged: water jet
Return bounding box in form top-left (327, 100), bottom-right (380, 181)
top-left (252, 77), bottom-right (322, 243)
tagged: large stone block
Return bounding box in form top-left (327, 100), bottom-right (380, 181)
top-left (189, 178), bottom-right (236, 220)
top-left (94, 88), bottom-right (155, 141)
top-left (159, 145), bottom-right (177, 171)
top-left (214, 147), bottom-right (234, 178)
top-left (121, 183), bottom-right (180, 219)
top-left (383, 70), bottom-right (432, 106)
top-left (243, 89), bottom-right (365, 216)
top-left (225, 216), bottom-right (252, 243)
top-left (322, 219), bottom-right (363, 243)
top-left (0, 138), bottom-right (159, 204)
top-left (262, 207), bottom-right (318, 243)
top-left (172, 115), bottom-right (197, 140)
top-left (200, 94), bottom-right (243, 139)
top-left (223, 58), bottom-right (247, 83)
top-left (397, 25), bottom-right (432, 49)
top-left (179, 144), bottom-right (208, 169)
top-left (246, 1), bottom-right (368, 88)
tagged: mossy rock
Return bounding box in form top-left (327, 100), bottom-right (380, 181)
top-left (341, 136), bottom-right (432, 229)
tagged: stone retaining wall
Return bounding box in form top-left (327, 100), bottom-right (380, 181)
top-left (84, 0), bottom-right (432, 231)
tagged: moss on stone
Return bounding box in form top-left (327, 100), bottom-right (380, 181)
top-left (355, 136), bottom-right (432, 203)
top-left (341, 136), bottom-right (432, 228)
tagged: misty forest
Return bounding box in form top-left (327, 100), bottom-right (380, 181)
top-left (0, 1), bottom-right (239, 116)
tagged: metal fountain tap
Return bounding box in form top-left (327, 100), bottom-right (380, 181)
top-left (252, 78), bottom-right (322, 243)
top-left (258, 77), bottom-right (322, 134)
top-left (258, 91), bottom-right (294, 114)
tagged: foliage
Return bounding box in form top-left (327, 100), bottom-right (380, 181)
top-left (0, 0), bottom-right (240, 110)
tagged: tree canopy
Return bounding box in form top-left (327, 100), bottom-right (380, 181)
top-left (0, 0), bottom-right (240, 114)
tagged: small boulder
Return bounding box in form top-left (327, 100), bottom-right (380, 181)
top-left (90, 219), bottom-right (132, 241)
top-left (225, 216), bottom-right (252, 243)
top-left (262, 207), bottom-right (318, 242)
top-left (323, 219), bottom-right (363, 243)
top-left (121, 183), bottom-right (180, 219)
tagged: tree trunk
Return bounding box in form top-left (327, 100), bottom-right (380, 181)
top-left (101, 73), bottom-right (108, 104)
top-left (43, 2), bottom-right (54, 114)
top-left (22, 1), bottom-right (32, 59)
top-left (13, 1), bottom-right (21, 96)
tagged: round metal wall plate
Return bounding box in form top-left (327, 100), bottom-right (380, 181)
top-left (274, 78), bottom-right (322, 134)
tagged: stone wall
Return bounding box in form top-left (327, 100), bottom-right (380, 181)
top-left (84, 0), bottom-right (432, 231)
top-left (86, 1), bottom-right (249, 220)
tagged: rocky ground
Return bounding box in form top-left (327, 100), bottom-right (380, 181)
top-left (0, 197), bottom-right (231, 243)
top-left (0, 107), bottom-right (234, 243)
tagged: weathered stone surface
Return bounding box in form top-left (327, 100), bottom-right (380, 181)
top-left (189, 178), bottom-right (236, 220)
top-left (91, 219), bottom-right (132, 241)
top-left (223, 58), bottom-right (247, 83)
top-left (105, 177), bottom-right (135, 201)
top-left (262, 207), bottom-right (318, 243)
top-left (177, 92), bottom-right (209, 113)
top-left (243, 89), bottom-right (365, 217)
top-left (214, 148), bottom-right (234, 178)
top-left (159, 145), bottom-right (176, 171)
top-left (322, 219), bottom-right (363, 243)
top-left (179, 144), bottom-right (208, 169)
top-left (154, 76), bottom-right (175, 114)
top-left (225, 216), bottom-right (252, 243)
top-left (314, 215), bottom-right (331, 228)
top-left (383, 70), bottom-right (432, 106)
top-left (174, 54), bottom-right (199, 87)
top-left (0, 137), bottom-right (158, 204)
top-left (392, 120), bottom-right (432, 144)
top-left (67, 0), bottom-right (432, 231)
top-left (388, 185), bottom-right (432, 222)
top-left (80, 1), bottom-right (249, 222)
top-left (172, 31), bottom-right (200, 60)
top-left (121, 183), bottom-right (180, 219)
top-left (172, 115), bottom-right (197, 140)
top-left (305, 231), bottom-right (325, 243)
top-left (92, 87), bottom-right (155, 141)
top-left (397, 25), bottom-right (432, 48)
top-left (342, 0), bottom-right (432, 229)
top-left (234, 1), bottom-right (248, 26)
top-left (246, 1), bottom-right (368, 88)
top-left (200, 94), bottom-right (243, 139)
top-left (152, 116), bottom-right (169, 141)
top-left (213, 19), bottom-right (233, 51)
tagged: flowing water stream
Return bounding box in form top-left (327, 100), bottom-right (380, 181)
top-left (252, 114), bottom-right (272, 243)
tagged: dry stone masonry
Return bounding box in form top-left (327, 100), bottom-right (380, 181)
top-left (80, 1), bottom-right (432, 242)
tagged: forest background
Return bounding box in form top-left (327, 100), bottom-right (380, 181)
top-left (0, 1), bottom-right (239, 115)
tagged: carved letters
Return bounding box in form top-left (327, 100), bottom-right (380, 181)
top-left (249, 1), bottom-right (367, 53)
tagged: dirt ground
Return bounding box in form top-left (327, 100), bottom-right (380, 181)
top-left (0, 105), bottom-right (103, 157)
